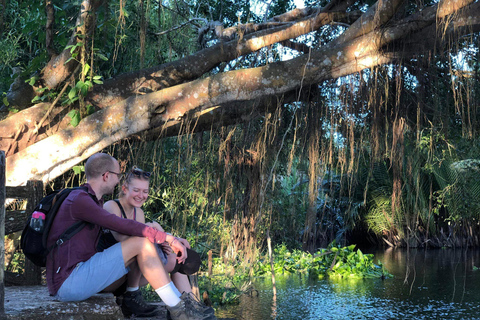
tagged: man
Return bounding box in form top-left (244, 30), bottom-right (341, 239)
top-left (46, 153), bottom-right (215, 320)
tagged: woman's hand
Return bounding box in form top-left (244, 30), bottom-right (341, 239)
top-left (146, 221), bottom-right (164, 232)
top-left (160, 242), bottom-right (174, 254)
top-left (176, 237), bottom-right (191, 249)
top-left (170, 238), bottom-right (188, 263)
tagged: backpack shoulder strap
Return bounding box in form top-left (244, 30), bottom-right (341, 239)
top-left (42, 186), bottom-right (95, 249)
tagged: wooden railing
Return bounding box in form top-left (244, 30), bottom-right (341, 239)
top-left (4, 180), bottom-right (43, 286)
top-left (1, 150), bottom-right (45, 315)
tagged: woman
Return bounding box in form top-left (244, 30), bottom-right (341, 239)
top-left (100, 166), bottom-right (214, 318)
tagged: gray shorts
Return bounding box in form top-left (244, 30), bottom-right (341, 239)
top-left (155, 243), bottom-right (169, 265)
top-left (55, 242), bottom-right (128, 301)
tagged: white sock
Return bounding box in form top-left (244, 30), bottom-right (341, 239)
top-left (172, 285), bottom-right (181, 297)
top-left (155, 282), bottom-right (181, 307)
top-left (126, 286), bottom-right (139, 292)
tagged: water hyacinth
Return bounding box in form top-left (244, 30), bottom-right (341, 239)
top-left (254, 244), bottom-right (392, 279)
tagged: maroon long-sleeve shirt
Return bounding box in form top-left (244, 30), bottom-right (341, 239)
top-left (46, 184), bottom-right (166, 295)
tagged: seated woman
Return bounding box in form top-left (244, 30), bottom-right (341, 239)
top-left (98, 166), bottom-right (214, 318)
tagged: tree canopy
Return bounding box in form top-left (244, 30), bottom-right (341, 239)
top-left (1, 0), bottom-right (479, 251)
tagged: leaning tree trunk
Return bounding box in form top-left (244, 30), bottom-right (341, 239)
top-left (3, 0), bottom-right (479, 186)
top-left (1, 6), bottom-right (361, 153)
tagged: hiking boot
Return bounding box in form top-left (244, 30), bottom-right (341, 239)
top-left (166, 298), bottom-right (217, 320)
top-left (121, 289), bottom-right (161, 318)
top-left (181, 292), bottom-right (215, 316)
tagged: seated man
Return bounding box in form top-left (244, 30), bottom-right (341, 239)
top-left (46, 153), bottom-right (215, 320)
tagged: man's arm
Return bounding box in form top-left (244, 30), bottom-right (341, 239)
top-left (71, 191), bottom-right (167, 243)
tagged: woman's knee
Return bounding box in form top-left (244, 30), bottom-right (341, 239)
top-left (126, 237), bottom-right (155, 250)
top-left (164, 253), bottom-right (177, 272)
top-left (121, 237), bottom-right (156, 261)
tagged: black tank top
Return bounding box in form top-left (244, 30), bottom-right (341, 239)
top-left (96, 200), bottom-right (136, 252)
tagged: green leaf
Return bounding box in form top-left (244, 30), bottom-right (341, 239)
top-left (69, 44), bottom-right (77, 54)
top-left (75, 80), bottom-right (84, 89)
top-left (83, 63), bottom-right (90, 76)
top-left (96, 53), bottom-right (108, 61)
top-left (67, 109), bottom-right (81, 127)
top-left (65, 56), bottom-right (76, 64)
top-left (72, 165), bottom-right (85, 175)
top-left (68, 87), bottom-right (77, 100)
top-left (86, 104), bottom-right (95, 115)
top-left (80, 81), bottom-right (91, 96)
top-left (3, 96), bottom-right (9, 107)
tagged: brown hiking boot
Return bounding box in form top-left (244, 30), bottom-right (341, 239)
top-left (166, 296), bottom-right (217, 320)
top-left (181, 292), bottom-right (215, 316)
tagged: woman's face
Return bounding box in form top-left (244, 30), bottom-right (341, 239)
top-left (122, 178), bottom-right (149, 207)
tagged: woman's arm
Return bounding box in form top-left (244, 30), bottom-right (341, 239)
top-left (103, 200), bottom-right (130, 242)
top-left (138, 208), bottom-right (165, 232)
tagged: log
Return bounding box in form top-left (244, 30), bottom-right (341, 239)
top-left (208, 250), bottom-right (213, 276)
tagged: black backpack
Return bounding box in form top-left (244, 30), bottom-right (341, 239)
top-left (21, 186), bottom-right (91, 267)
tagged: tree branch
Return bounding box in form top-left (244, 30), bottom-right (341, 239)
top-left (86, 10), bottom-right (361, 109)
top-left (5, 0), bottom-right (102, 109)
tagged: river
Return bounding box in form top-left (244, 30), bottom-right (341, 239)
top-left (215, 248), bottom-right (480, 319)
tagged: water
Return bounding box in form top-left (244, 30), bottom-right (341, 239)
top-left (215, 248), bottom-right (480, 319)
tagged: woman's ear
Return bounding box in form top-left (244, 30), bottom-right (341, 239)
top-left (121, 184), bottom-right (128, 194)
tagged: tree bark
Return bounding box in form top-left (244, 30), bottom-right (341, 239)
top-left (0, 9), bottom-right (360, 150)
top-left (85, 10), bottom-right (361, 109)
top-left (45, 0), bottom-right (56, 58)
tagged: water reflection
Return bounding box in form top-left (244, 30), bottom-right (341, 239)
top-left (215, 248), bottom-right (480, 319)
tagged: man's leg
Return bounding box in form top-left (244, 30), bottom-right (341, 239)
top-left (55, 243), bottom-right (129, 302)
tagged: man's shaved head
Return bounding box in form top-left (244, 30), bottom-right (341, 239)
top-left (85, 153), bottom-right (117, 180)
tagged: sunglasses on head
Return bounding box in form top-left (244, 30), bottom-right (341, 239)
top-left (131, 166), bottom-right (151, 179)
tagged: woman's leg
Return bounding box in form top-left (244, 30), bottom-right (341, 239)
top-left (171, 272), bottom-right (192, 293)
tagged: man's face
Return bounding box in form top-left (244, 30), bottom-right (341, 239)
top-left (105, 161), bottom-right (122, 194)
